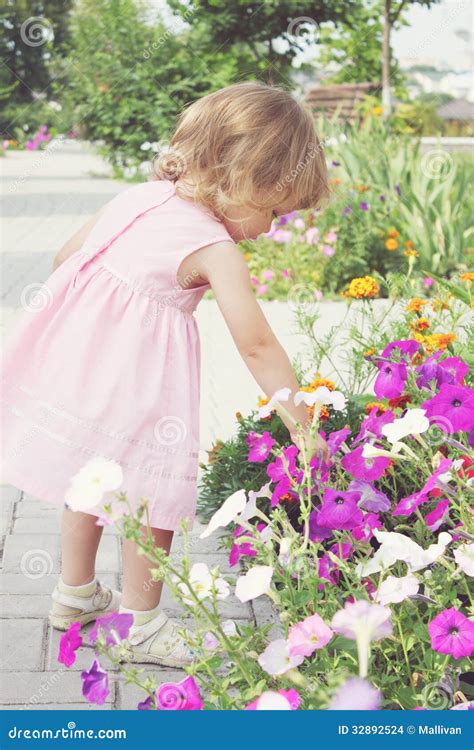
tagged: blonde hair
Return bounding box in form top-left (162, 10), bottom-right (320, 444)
top-left (152, 81), bottom-right (329, 219)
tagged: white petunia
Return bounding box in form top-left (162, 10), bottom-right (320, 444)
top-left (65, 458), bottom-right (123, 512)
top-left (254, 692), bottom-right (293, 710)
top-left (203, 619), bottom-right (237, 650)
top-left (278, 537), bottom-right (292, 565)
top-left (254, 387), bottom-right (292, 420)
top-left (453, 544), bottom-right (474, 577)
top-left (294, 386), bottom-right (346, 411)
top-left (199, 489), bottom-right (247, 539)
top-left (257, 639), bottom-right (304, 676)
top-left (381, 408), bottom-right (429, 444)
top-left (235, 565), bottom-right (274, 603)
top-left (177, 562), bottom-right (229, 606)
top-left (374, 574), bottom-right (419, 605)
top-left (357, 530), bottom-right (452, 577)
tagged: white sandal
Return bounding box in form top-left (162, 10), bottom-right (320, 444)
top-left (121, 612), bottom-right (197, 668)
top-left (48, 579), bottom-right (121, 631)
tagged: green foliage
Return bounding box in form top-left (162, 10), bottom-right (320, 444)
top-left (168, 0), bottom-right (357, 84)
top-left (0, 0), bottom-right (73, 135)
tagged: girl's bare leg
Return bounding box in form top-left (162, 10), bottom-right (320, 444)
top-left (121, 527), bottom-right (174, 610)
top-left (60, 508), bottom-right (104, 585)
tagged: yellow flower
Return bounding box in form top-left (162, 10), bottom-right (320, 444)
top-left (406, 297), bottom-right (427, 313)
top-left (404, 249), bottom-right (418, 258)
top-left (303, 377), bottom-right (336, 392)
top-left (364, 348), bottom-right (376, 357)
top-left (460, 272), bottom-right (474, 282)
top-left (345, 276), bottom-right (380, 299)
top-left (365, 401), bottom-right (387, 413)
top-left (244, 252), bottom-right (252, 261)
top-left (423, 333), bottom-right (456, 352)
top-left (431, 297), bottom-right (450, 312)
top-left (372, 106), bottom-right (383, 117)
top-left (387, 228), bottom-right (399, 238)
top-left (385, 238), bottom-right (398, 251)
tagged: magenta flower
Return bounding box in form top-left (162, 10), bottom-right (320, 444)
top-left (421, 384), bottom-right (474, 433)
top-left (81, 659), bottom-right (110, 705)
top-left (424, 499), bottom-right (450, 532)
top-left (246, 431), bottom-right (274, 462)
top-left (267, 445), bottom-right (298, 483)
top-left (359, 201), bottom-right (369, 211)
top-left (89, 612), bottom-right (133, 646)
top-left (341, 445), bottom-right (391, 481)
top-left (318, 542), bottom-right (352, 588)
top-left (317, 487), bottom-right (363, 530)
top-left (382, 339), bottom-right (420, 359)
top-left (326, 427), bottom-right (351, 455)
top-left (353, 407), bottom-right (394, 444)
top-left (245, 689), bottom-right (300, 710)
top-left (348, 479), bottom-right (391, 512)
top-left (328, 677), bottom-right (382, 710)
top-left (393, 459), bottom-right (452, 517)
top-left (156, 675), bottom-right (204, 710)
top-left (288, 613), bottom-right (333, 657)
top-left (342, 205), bottom-right (352, 216)
top-left (416, 353), bottom-right (468, 391)
top-left (374, 362), bottom-right (408, 399)
top-left (428, 608), bottom-right (474, 660)
top-left (352, 512), bottom-right (382, 542)
top-left (58, 622), bottom-right (83, 668)
top-left (309, 508), bottom-right (333, 543)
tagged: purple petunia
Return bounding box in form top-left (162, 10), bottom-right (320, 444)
top-left (58, 622), bottom-right (83, 668)
top-left (359, 201), bottom-right (369, 211)
top-left (353, 407), bottom-right (394, 444)
top-left (89, 612), bottom-right (133, 646)
top-left (341, 446), bottom-right (391, 481)
top-left (348, 479), bottom-right (391, 513)
top-left (327, 427), bottom-right (351, 456)
top-left (317, 487), bottom-right (363, 530)
top-left (352, 512), bottom-right (382, 542)
top-left (424, 499), bottom-right (450, 532)
top-left (421, 384), bottom-right (474, 434)
top-left (81, 659), bottom-right (110, 705)
top-left (374, 362), bottom-right (408, 400)
top-left (392, 459), bottom-right (453, 517)
top-left (342, 206), bottom-right (352, 216)
top-left (246, 431), bottom-right (274, 462)
top-left (428, 608), bottom-right (474, 660)
top-left (416, 354), bottom-right (468, 391)
top-left (382, 339), bottom-right (420, 359)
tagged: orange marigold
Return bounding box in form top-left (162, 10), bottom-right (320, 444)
top-left (364, 347), bottom-right (376, 356)
top-left (404, 240), bottom-right (414, 249)
top-left (387, 228), bottom-right (399, 238)
top-left (460, 272), bottom-right (474, 282)
top-left (385, 238), bottom-right (398, 251)
top-left (345, 276), bottom-right (379, 299)
top-left (410, 317), bottom-right (430, 332)
top-left (423, 332), bottom-right (456, 352)
top-left (365, 401), bottom-right (387, 413)
top-left (406, 297), bottom-right (427, 313)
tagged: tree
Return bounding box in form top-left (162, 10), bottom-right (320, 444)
top-left (167, 0), bottom-right (358, 84)
top-left (381, 0), bottom-right (439, 117)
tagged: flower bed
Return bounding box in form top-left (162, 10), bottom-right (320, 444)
top-left (243, 118), bottom-right (473, 300)
top-left (56, 273), bottom-right (473, 710)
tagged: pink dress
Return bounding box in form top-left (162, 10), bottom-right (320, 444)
top-left (0, 179), bottom-right (234, 530)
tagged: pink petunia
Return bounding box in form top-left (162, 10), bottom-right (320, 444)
top-left (246, 431), bottom-right (274, 463)
top-left (428, 608), bottom-right (474, 660)
top-left (288, 613), bottom-right (333, 657)
top-left (341, 445), bottom-right (391, 481)
top-left (58, 622), bottom-right (83, 668)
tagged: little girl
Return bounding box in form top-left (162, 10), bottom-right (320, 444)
top-left (0, 81), bottom-right (329, 667)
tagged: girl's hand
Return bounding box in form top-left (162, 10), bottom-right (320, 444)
top-left (291, 428), bottom-right (329, 464)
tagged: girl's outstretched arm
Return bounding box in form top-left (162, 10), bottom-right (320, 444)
top-left (194, 241), bottom-right (328, 459)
